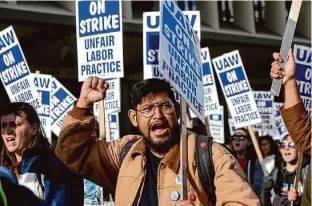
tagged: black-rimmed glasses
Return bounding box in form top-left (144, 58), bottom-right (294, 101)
top-left (231, 135), bottom-right (248, 141)
top-left (136, 102), bottom-right (174, 118)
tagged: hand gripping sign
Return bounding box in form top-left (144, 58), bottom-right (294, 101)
top-left (76, 0), bottom-right (124, 81)
top-left (294, 44), bottom-right (311, 118)
top-left (212, 50), bottom-right (262, 128)
top-left (33, 74), bottom-right (52, 140)
top-left (0, 26), bottom-right (41, 111)
top-left (159, 0), bottom-right (204, 122)
top-left (143, 11), bottom-right (200, 79)
top-left (51, 77), bottom-right (77, 136)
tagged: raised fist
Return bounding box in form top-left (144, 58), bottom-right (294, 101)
top-left (76, 77), bottom-right (109, 108)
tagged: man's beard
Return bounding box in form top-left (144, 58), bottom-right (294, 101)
top-left (144, 126), bottom-right (180, 155)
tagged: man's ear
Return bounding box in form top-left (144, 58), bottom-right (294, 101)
top-left (128, 109), bottom-right (138, 127)
top-left (175, 102), bottom-right (180, 119)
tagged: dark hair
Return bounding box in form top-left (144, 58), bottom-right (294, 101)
top-left (129, 78), bottom-right (177, 109)
top-left (258, 135), bottom-right (278, 156)
top-left (0, 102), bottom-right (53, 176)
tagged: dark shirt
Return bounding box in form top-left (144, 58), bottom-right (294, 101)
top-left (139, 150), bottom-right (162, 206)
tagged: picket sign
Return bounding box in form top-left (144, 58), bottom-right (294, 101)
top-left (159, 0), bottom-right (203, 199)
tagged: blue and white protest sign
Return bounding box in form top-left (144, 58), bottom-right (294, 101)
top-left (253, 91), bottom-right (274, 133)
top-left (51, 77), bottom-right (76, 136)
top-left (209, 106), bottom-right (224, 143)
top-left (0, 26), bottom-right (41, 110)
top-left (159, 0), bottom-right (204, 122)
top-left (212, 50), bottom-right (261, 128)
top-left (76, 0), bottom-right (124, 81)
top-left (294, 44), bottom-right (311, 118)
top-left (143, 11), bottom-right (200, 79)
top-left (105, 112), bottom-right (119, 142)
top-left (273, 102), bottom-right (288, 140)
top-left (84, 179), bottom-right (103, 206)
top-left (33, 74), bottom-right (52, 141)
top-left (202, 47), bottom-right (220, 116)
top-left (93, 78), bottom-right (120, 115)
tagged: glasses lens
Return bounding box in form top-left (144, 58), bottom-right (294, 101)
top-left (160, 103), bottom-right (173, 114)
top-left (232, 135), bottom-right (247, 141)
top-left (289, 142), bottom-right (296, 149)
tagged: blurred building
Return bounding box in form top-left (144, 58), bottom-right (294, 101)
top-left (0, 0), bottom-right (311, 137)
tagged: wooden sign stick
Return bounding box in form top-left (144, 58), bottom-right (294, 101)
top-left (205, 116), bottom-right (212, 137)
top-left (290, 151), bottom-right (303, 206)
top-left (294, 151), bottom-right (303, 191)
top-left (248, 126), bottom-right (276, 197)
top-left (270, 0), bottom-right (302, 96)
top-left (106, 113), bottom-right (111, 142)
top-left (180, 96), bottom-right (188, 200)
top-left (99, 100), bottom-right (106, 140)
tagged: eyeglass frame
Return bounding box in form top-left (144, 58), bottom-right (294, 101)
top-left (278, 141), bottom-right (296, 149)
top-left (135, 101), bottom-right (175, 118)
top-left (231, 135), bottom-right (248, 141)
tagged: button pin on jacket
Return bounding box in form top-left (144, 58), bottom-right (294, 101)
top-left (175, 175), bottom-right (182, 185)
top-left (189, 194), bottom-right (196, 201)
top-left (170, 191), bottom-right (180, 201)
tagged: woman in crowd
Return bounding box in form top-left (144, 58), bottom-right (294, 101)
top-left (261, 134), bottom-right (310, 206)
top-left (231, 128), bottom-right (263, 196)
top-left (0, 102), bottom-right (83, 205)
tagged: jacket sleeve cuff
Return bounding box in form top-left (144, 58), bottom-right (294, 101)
top-left (68, 101), bottom-right (93, 120)
top-left (280, 101), bottom-right (307, 122)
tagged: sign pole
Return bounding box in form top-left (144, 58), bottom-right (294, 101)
top-left (290, 151), bottom-right (303, 206)
top-left (99, 100), bottom-right (106, 140)
top-left (106, 113), bottom-right (111, 142)
top-left (204, 116), bottom-right (212, 137)
top-left (270, 0), bottom-right (302, 96)
top-left (180, 95), bottom-right (188, 200)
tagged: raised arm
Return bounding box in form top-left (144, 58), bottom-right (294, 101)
top-left (270, 49), bottom-right (311, 155)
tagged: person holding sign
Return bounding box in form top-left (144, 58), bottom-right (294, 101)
top-left (56, 77), bottom-right (260, 205)
top-left (0, 102), bottom-right (83, 205)
top-left (261, 134), bottom-right (310, 206)
top-left (270, 49), bottom-right (311, 206)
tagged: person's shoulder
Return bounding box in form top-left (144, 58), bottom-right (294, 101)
top-left (117, 134), bottom-right (144, 147)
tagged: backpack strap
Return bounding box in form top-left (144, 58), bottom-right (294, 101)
top-left (195, 135), bottom-right (216, 206)
top-left (119, 139), bottom-right (138, 166)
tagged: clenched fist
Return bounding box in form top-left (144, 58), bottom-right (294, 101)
top-left (76, 77), bottom-right (109, 108)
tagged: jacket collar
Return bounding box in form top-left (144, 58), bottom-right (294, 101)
top-left (130, 137), bottom-right (181, 174)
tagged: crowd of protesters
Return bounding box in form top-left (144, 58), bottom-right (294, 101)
top-left (0, 50), bottom-right (309, 206)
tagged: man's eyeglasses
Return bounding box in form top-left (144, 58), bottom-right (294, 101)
top-left (278, 142), bottom-right (296, 149)
top-left (231, 135), bottom-right (248, 141)
top-left (136, 102), bottom-right (174, 118)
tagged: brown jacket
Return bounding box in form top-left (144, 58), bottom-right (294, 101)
top-left (280, 101), bottom-right (311, 155)
top-left (280, 101), bottom-right (311, 206)
top-left (56, 105), bottom-right (260, 206)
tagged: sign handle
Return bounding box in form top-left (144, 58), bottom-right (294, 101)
top-left (99, 100), bottom-right (106, 140)
top-left (180, 95), bottom-right (188, 200)
top-left (106, 113), bottom-right (111, 142)
top-left (290, 151), bottom-right (303, 206)
top-left (270, 0), bottom-right (302, 96)
top-left (294, 151), bottom-right (303, 191)
top-left (204, 116), bottom-right (212, 137)
top-left (35, 70), bottom-right (40, 74)
top-left (247, 126), bottom-right (276, 198)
